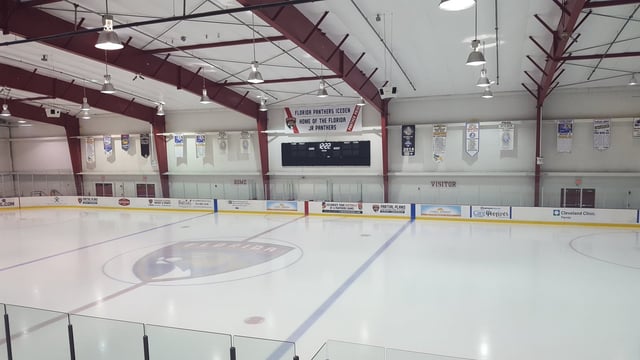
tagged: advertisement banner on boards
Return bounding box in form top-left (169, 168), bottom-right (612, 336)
top-left (283, 104), bottom-right (362, 133)
top-left (420, 205), bottom-right (463, 217)
top-left (470, 206), bottom-right (511, 220)
top-left (0, 198), bottom-right (18, 209)
top-left (266, 201), bottom-right (299, 212)
top-left (634, 118), bottom-right (640, 138)
top-left (321, 201), bottom-right (363, 214)
top-left (367, 203), bottom-right (409, 217)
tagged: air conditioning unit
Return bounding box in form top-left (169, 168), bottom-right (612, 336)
top-left (379, 86), bottom-right (397, 99)
top-left (45, 108), bottom-right (61, 118)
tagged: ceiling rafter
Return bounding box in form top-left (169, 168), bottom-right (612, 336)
top-left (0, 63), bottom-right (158, 124)
top-left (236, 0), bottom-right (383, 113)
top-left (4, 4), bottom-right (259, 118)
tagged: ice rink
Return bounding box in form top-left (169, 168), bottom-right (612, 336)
top-left (0, 209), bottom-right (639, 360)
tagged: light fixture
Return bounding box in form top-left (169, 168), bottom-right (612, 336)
top-left (101, 74), bottom-right (115, 94)
top-left (628, 73), bottom-right (637, 86)
top-left (247, 13), bottom-right (264, 84)
top-left (17, 119), bottom-right (26, 124)
top-left (466, 2), bottom-right (485, 66)
top-left (476, 68), bottom-right (494, 87)
top-left (317, 80), bottom-right (328, 98)
top-left (80, 110), bottom-right (91, 120)
top-left (439, 0), bottom-right (475, 11)
top-left (356, 96), bottom-right (366, 107)
top-left (81, 83), bottom-right (91, 112)
top-left (481, 87), bottom-right (493, 98)
top-left (200, 77), bottom-right (212, 104)
top-left (0, 103), bottom-right (10, 117)
top-left (156, 103), bottom-right (165, 116)
top-left (95, 0), bottom-right (123, 50)
top-left (259, 98), bottom-right (268, 112)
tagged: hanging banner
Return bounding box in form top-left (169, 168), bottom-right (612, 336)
top-left (86, 137), bottom-right (95, 163)
top-left (174, 134), bottom-right (184, 158)
top-left (401, 125), bottom-right (415, 156)
top-left (140, 133), bottom-right (150, 158)
top-left (499, 121), bottom-right (514, 151)
top-left (283, 104), bottom-right (362, 133)
top-left (121, 134), bottom-right (130, 151)
top-left (557, 120), bottom-right (573, 153)
top-left (633, 118), bottom-right (640, 138)
top-left (218, 132), bottom-right (228, 154)
top-left (195, 134), bottom-right (206, 158)
top-left (432, 124), bottom-right (447, 163)
top-left (240, 131), bottom-right (251, 155)
top-left (593, 119), bottom-right (610, 151)
top-left (465, 121), bottom-right (479, 157)
top-left (103, 135), bottom-right (113, 156)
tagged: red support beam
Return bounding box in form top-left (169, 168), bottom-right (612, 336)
top-left (63, 118), bottom-right (83, 195)
top-left (152, 117), bottom-right (170, 198)
top-left (534, 105), bottom-right (542, 207)
top-left (0, 63), bottom-right (156, 122)
top-left (257, 111), bottom-right (270, 200)
top-left (237, 0), bottom-right (383, 113)
top-left (6, 5), bottom-right (259, 118)
top-left (143, 35), bottom-right (288, 54)
top-left (18, 0), bottom-right (63, 7)
top-left (381, 99), bottom-right (389, 203)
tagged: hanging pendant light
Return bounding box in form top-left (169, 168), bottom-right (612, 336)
top-left (259, 98), bottom-right (268, 112)
top-left (156, 103), bottom-right (165, 116)
top-left (356, 96), bottom-right (366, 107)
top-left (100, 52), bottom-right (116, 94)
top-left (481, 87), bottom-right (493, 98)
top-left (95, 1), bottom-right (123, 50)
top-left (247, 13), bottom-right (264, 84)
top-left (200, 76), bottom-right (212, 104)
top-left (0, 103), bottom-right (10, 117)
top-left (628, 73), bottom-right (638, 86)
top-left (466, 2), bottom-right (485, 66)
top-left (317, 79), bottom-right (328, 98)
top-left (476, 67), bottom-right (494, 87)
top-left (80, 110), bottom-right (91, 119)
top-left (439, 0), bottom-right (475, 11)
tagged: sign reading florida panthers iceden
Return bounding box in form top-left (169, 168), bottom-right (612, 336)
top-left (283, 104), bottom-right (362, 133)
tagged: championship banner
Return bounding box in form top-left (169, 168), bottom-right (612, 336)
top-left (103, 135), bottom-right (113, 156)
top-left (195, 134), bottom-right (206, 158)
top-left (218, 132), bottom-right (228, 153)
top-left (557, 120), bottom-right (573, 153)
top-left (121, 134), bottom-right (130, 151)
top-left (432, 124), bottom-right (447, 163)
top-left (86, 137), bottom-right (95, 163)
top-left (401, 125), bottom-right (415, 156)
top-left (240, 131), bottom-right (250, 155)
top-left (633, 118), bottom-right (640, 138)
top-left (465, 121), bottom-right (479, 157)
top-left (140, 133), bottom-right (150, 158)
top-left (283, 104), bottom-right (362, 133)
top-left (593, 119), bottom-right (610, 151)
top-left (174, 134), bottom-right (184, 158)
top-left (499, 121), bottom-right (514, 151)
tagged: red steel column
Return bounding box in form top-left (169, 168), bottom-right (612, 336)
top-left (152, 117), bottom-right (170, 198)
top-left (64, 118), bottom-right (83, 195)
top-left (257, 110), bottom-right (270, 200)
top-left (534, 105), bottom-right (542, 207)
top-left (381, 100), bottom-right (389, 203)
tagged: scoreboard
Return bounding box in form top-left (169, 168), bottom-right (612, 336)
top-left (281, 141), bottom-right (370, 166)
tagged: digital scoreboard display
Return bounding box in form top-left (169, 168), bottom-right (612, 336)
top-left (281, 141), bottom-right (371, 166)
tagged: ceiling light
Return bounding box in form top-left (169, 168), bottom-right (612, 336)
top-left (0, 103), bottom-right (10, 117)
top-left (356, 97), bottom-right (366, 107)
top-left (317, 80), bottom-right (329, 98)
top-left (466, 2), bottom-right (485, 66)
top-left (248, 61), bottom-right (264, 84)
top-left (628, 73), bottom-right (637, 86)
top-left (481, 87), bottom-right (493, 98)
top-left (100, 74), bottom-right (115, 94)
top-left (80, 110), bottom-right (91, 120)
top-left (156, 103), bottom-right (165, 116)
top-left (439, 0), bottom-right (475, 11)
top-left (247, 13), bottom-right (265, 84)
top-left (476, 68), bottom-right (494, 87)
top-left (200, 88), bottom-right (212, 104)
top-left (259, 98), bottom-right (268, 112)
top-left (95, 1), bottom-right (123, 51)
top-left (17, 119), bottom-right (26, 124)
top-left (81, 96), bottom-right (90, 111)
